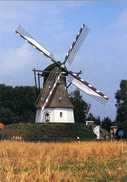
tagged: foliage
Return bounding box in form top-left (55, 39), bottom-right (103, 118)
top-left (86, 113), bottom-right (96, 121)
top-left (102, 117), bottom-right (112, 132)
top-left (0, 84), bottom-right (36, 124)
top-left (115, 80), bottom-right (127, 125)
top-left (70, 89), bottom-right (90, 123)
top-left (0, 123), bottom-right (95, 141)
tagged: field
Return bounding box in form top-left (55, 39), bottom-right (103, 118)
top-left (0, 141), bottom-right (127, 182)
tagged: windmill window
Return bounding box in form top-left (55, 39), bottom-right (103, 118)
top-left (59, 97), bottom-right (62, 101)
top-left (45, 112), bottom-right (50, 122)
top-left (60, 112), bottom-right (63, 118)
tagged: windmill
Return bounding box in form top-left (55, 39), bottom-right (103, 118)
top-left (15, 24), bottom-right (109, 123)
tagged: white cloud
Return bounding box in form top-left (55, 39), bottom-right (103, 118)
top-left (0, 44), bottom-right (36, 83)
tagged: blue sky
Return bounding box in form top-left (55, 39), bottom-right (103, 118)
top-left (0, 1), bottom-right (127, 120)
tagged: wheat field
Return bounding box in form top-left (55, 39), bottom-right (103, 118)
top-left (0, 141), bottom-right (127, 182)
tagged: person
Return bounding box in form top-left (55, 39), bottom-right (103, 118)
top-left (117, 128), bottom-right (124, 139)
top-left (93, 125), bottom-right (101, 140)
top-left (110, 126), bottom-right (118, 140)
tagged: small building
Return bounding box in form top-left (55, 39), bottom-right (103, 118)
top-left (0, 122), bottom-right (5, 129)
top-left (85, 120), bottom-right (95, 127)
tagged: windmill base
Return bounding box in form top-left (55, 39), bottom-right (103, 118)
top-left (35, 108), bottom-right (74, 123)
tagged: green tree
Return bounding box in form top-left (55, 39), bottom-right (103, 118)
top-left (87, 113), bottom-right (96, 121)
top-left (101, 117), bottom-right (112, 132)
top-left (0, 84), bottom-right (36, 124)
top-left (70, 89), bottom-right (90, 123)
top-left (115, 80), bottom-right (127, 125)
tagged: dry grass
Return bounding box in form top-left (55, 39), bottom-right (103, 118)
top-left (0, 141), bottom-right (127, 182)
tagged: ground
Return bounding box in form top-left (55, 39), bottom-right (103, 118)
top-left (0, 123), bottom-right (95, 141)
top-left (0, 141), bottom-right (127, 182)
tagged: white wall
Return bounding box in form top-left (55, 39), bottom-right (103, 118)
top-left (35, 108), bottom-right (74, 123)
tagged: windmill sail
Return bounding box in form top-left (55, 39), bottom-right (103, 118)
top-left (15, 25), bottom-right (57, 63)
top-left (68, 73), bottom-right (108, 101)
top-left (36, 67), bottom-right (60, 107)
top-left (63, 24), bottom-right (89, 64)
top-left (37, 69), bottom-right (62, 112)
top-left (36, 70), bottom-right (62, 123)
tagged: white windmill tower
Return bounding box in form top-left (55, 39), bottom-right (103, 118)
top-left (15, 24), bottom-right (109, 123)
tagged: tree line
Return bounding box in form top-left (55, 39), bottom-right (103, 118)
top-left (0, 80), bottom-right (126, 128)
top-left (0, 84), bottom-right (36, 124)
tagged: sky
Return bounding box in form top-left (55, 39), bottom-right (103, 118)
top-left (0, 1), bottom-right (127, 120)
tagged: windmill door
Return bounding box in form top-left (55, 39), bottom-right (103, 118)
top-left (44, 112), bottom-right (50, 123)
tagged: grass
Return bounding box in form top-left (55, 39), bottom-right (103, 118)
top-left (0, 141), bottom-right (127, 181)
top-left (0, 123), bottom-right (95, 141)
